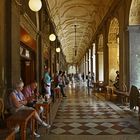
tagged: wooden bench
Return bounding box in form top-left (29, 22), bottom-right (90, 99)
top-left (106, 86), bottom-right (114, 100)
top-left (7, 110), bottom-right (35, 140)
top-left (106, 83), bottom-right (129, 104)
top-left (113, 89), bottom-right (129, 104)
top-left (0, 129), bottom-right (15, 140)
top-left (93, 81), bottom-right (106, 92)
top-left (54, 87), bottom-right (61, 99)
top-left (35, 98), bottom-right (52, 125)
top-left (0, 98), bottom-right (4, 120)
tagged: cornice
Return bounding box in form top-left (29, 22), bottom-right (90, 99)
top-left (20, 12), bottom-right (37, 40)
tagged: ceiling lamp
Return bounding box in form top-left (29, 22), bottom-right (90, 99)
top-left (56, 47), bottom-right (61, 53)
top-left (74, 25), bottom-right (77, 56)
top-left (49, 34), bottom-right (56, 41)
top-left (28, 0), bottom-right (42, 12)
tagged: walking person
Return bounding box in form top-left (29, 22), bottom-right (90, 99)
top-left (87, 71), bottom-right (91, 88)
top-left (58, 70), bottom-right (67, 97)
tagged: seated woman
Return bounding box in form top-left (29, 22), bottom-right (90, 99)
top-left (9, 81), bottom-right (50, 137)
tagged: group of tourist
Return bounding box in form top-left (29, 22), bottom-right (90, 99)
top-left (7, 81), bottom-right (50, 138)
top-left (5, 67), bottom-right (70, 137)
top-left (43, 67), bottom-right (68, 98)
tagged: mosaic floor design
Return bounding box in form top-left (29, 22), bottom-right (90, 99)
top-left (48, 83), bottom-right (140, 136)
top-left (50, 121), bottom-right (140, 135)
top-left (55, 102), bottom-right (127, 119)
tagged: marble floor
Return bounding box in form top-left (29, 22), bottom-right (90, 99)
top-left (38, 82), bottom-right (140, 140)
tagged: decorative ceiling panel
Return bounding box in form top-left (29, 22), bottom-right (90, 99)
top-left (46, 0), bottom-right (114, 64)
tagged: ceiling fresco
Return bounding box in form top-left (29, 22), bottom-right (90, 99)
top-left (45, 0), bottom-right (115, 64)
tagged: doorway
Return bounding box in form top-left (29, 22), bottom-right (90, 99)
top-left (20, 45), bottom-right (36, 86)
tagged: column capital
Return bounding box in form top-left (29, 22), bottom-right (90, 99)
top-left (127, 25), bottom-right (140, 32)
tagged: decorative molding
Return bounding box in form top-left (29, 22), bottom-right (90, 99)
top-left (107, 43), bottom-right (118, 48)
top-left (129, 0), bottom-right (140, 25)
top-left (14, 0), bottom-right (22, 6)
top-left (20, 12), bottom-right (37, 40)
top-left (46, 0), bottom-right (113, 63)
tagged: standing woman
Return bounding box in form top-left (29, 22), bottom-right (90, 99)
top-left (43, 67), bottom-right (51, 99)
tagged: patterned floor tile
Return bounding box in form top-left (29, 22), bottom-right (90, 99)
top-left (85, 122), bottom-right (98, 127)
top-left (51, 128), bottom-right (66, 134)
top-left (86, 128), bottom-right (102, 135)
top-left (100, 122), bottom-right (114, 128)
top-left (49, 83), bottom-right (140, 136)
top-left (104, 128), bottom-right (120, 134)
top-left (69, 122), bottom-right (82, 127)
top-left (69, 128), bottom-right (84, 135)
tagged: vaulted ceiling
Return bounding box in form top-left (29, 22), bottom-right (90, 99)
top-left (45, 0), bottom-right (115, 64)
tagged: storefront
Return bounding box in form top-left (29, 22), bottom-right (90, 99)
top-left (20, 27), bottom-right (36, 85)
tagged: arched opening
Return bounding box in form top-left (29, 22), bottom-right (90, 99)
top-left (108, 18), bottom-right (119, 84)
top-left (68, 65), bottom-right (76, 74)
top-left (129, 0), bottom-right (140, 25)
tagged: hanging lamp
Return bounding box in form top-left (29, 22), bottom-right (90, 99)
top-left (74, 24), bottom-right (77, 56)
top-left (28, 0), bottom-right (42, 12)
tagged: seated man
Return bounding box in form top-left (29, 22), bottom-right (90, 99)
top-left (22, 81), bottom-right (39, 107)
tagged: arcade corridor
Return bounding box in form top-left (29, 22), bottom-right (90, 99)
top-left (38, 82), bottom-right (140, 140)
top-left (1, 1), bottom-right (140, 140)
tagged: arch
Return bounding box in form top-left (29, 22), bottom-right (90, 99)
top-left (108, 17), bottom-right (119, 84)
top-left (108, 18), bottom-right (119, 43)
top-left (129, 0), bottom-right (140, 25)
top-left (68, 65), bottom-right (76, 74)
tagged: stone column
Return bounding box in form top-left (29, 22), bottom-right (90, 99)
top-left (86, 52), bottom-right (88, 75)
top-left (85, 54), bottom-right (87, 75)
top-left (1, 0), bottom-right (20, 97)
top-left (91, 47), bottom-right (93, 73)
top-left (128, 25), bottom-right (140, 87)
top-left (0, 0), bottom-right (6, 97)
top-left (98, 51), bottom-right (104, 81)
top-left (10, 1), bottom-right (21, 86)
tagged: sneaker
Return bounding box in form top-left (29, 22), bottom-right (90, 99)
top-left (39, 106), bottom-right (44, 114)
top-left (13, 125), bottom-right (20, 133)
top-left (33, 132), bottom-right (40, 138)
top-left (41, 121), bottom-right (51, 128)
